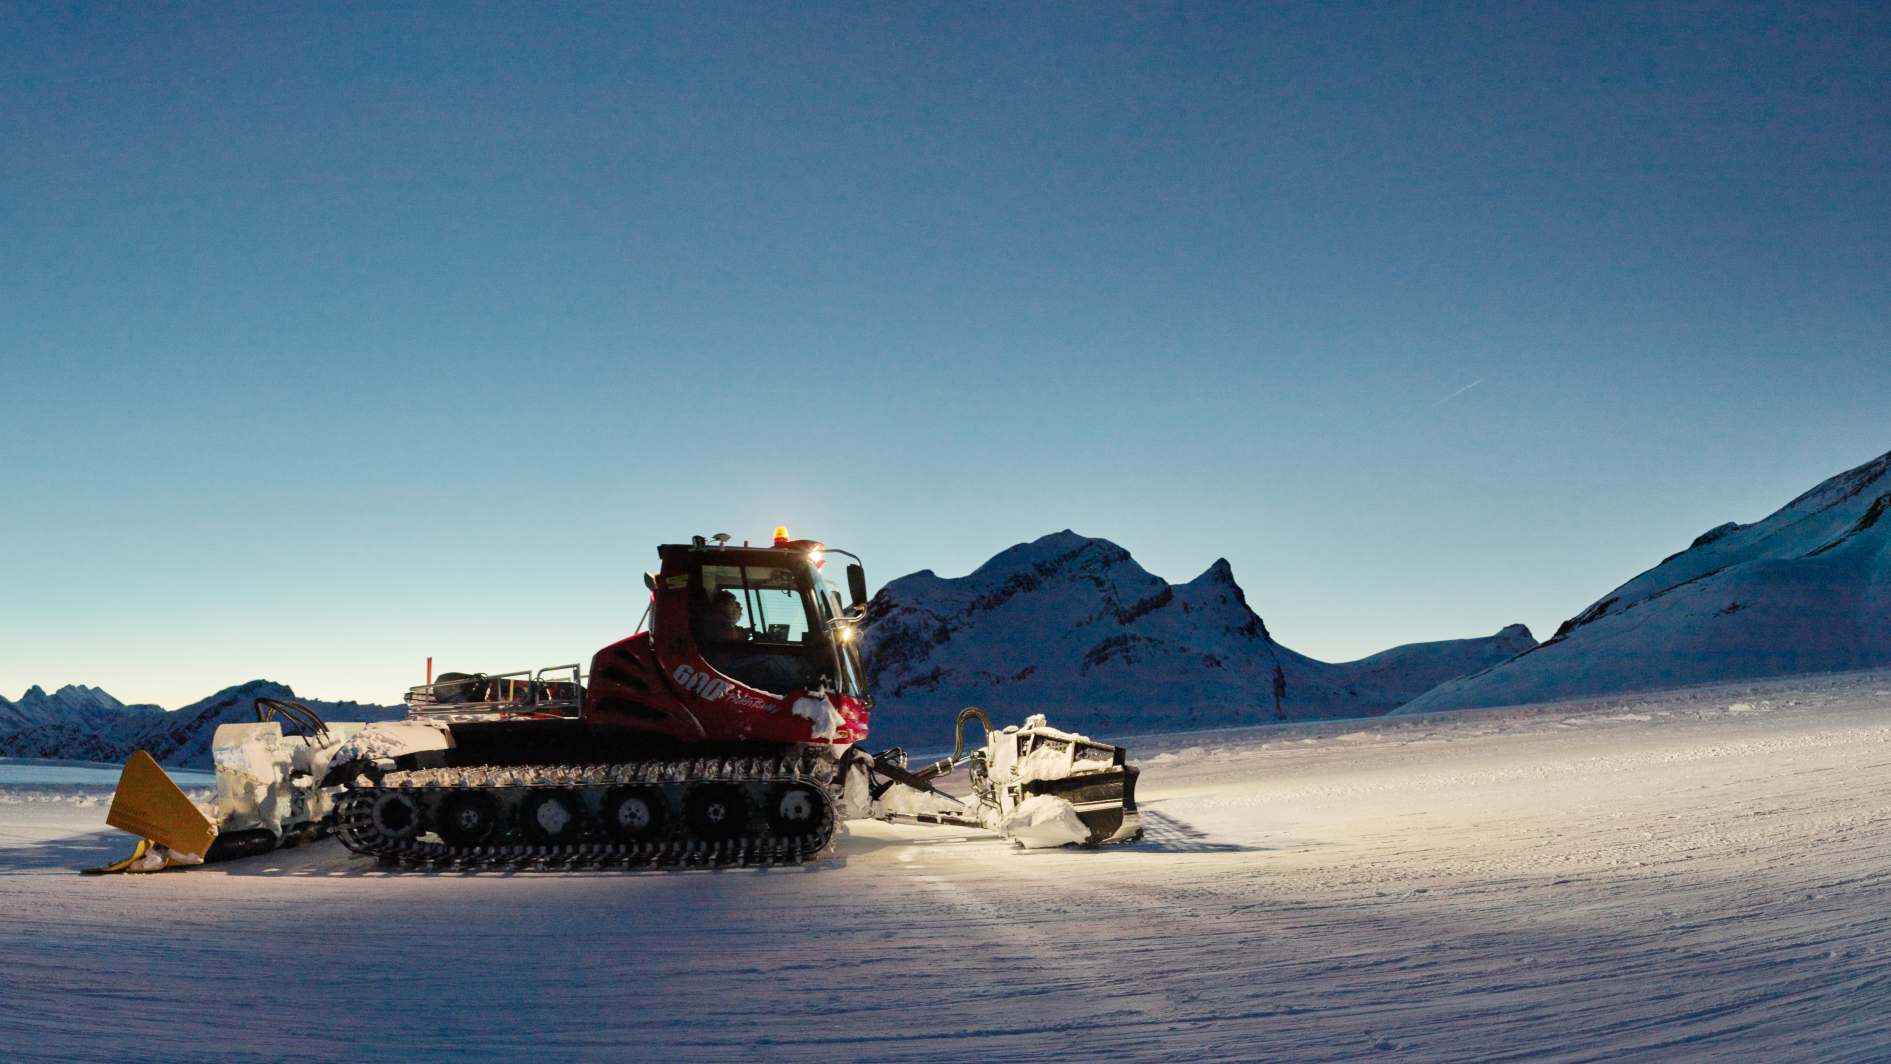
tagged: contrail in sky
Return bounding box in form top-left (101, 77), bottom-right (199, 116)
top-left (1433, 378), bottom-right (1485, 407)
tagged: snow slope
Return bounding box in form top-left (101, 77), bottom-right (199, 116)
top-left (864, 530), bottom-right (1534, 748)
top-left (3, 669), bottom-right (1890, 1062)
top-left (1402, 448), bottom-right (1891, 714)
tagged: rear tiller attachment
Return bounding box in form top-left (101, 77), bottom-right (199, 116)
top-left (872, 708), bottom-right (1142, 849)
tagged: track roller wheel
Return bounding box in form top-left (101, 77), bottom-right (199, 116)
top-left (436, 790), bottom-right (501, 847)
top-left (684, 784), bottom-right (748, 840)
top-left (602, 786), bottom-right (666, 843)
top-left (767, 782), bottom-right (825, 834)
top-left (521, 789), bottom-right (584, 845)
top-left (371, 791), bottom-right (421, 840)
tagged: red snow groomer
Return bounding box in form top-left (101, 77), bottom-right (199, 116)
top-left (90, 530), bottom-right (1141, 873)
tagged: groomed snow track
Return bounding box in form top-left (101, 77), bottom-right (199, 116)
top-left (333, 753), bottom-right (837, 871)
top-left (11, 670), bottom-right (1891, 1062)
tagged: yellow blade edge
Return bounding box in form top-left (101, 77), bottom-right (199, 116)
top-left (82, 837), bottom-right (153, 875)
top-left (103, 750), bottom-right (217, 859)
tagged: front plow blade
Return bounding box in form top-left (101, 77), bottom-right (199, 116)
top-left (84, 751), bottom-right (218, 874)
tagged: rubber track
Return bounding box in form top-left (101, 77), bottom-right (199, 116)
top-left (333, 752), bottom-right (836, 871)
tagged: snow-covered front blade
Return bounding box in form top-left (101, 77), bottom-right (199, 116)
top-left (93, 750), bottom-right (218, 868)
top-left (86, 701), bottom-right (375, 874)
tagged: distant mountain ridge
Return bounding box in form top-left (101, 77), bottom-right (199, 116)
top-left (0, 684), bottom-right (165, 735)
top-left (0, 681), bottom-right (402, 767)
top-left (1400, 448), bottom-right (1891, 714)
top-left (861, 530), bottom-right (1535, 749)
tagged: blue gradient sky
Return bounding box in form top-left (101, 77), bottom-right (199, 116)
top-left (4, 2), bottom-right (1888, 708)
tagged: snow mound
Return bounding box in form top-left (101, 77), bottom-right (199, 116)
top-left (998, 794), bottom-right (1091, 849)
top-left (790, 694), bottom-right (845, 740)
top-left (321, 720), bottom-right (452, 777)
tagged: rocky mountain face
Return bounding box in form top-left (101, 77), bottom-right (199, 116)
top-left (861, 530), bottom-right (1535, 750)
top-left (1399, 448), bottom-right (1891, 714)
top-left (0, 681), bottom-right (403, 767)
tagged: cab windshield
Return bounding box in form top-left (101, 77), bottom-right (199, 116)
top-left (694, 560), bottom-right (827, 696)
top-left (699, 564), bottom-right (815, 645)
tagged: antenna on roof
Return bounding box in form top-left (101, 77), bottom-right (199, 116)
top-left (711, 533), bottom-right (732, 547)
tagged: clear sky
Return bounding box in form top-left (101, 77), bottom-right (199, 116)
top-left (4, 1), bottom-right (1888, 709)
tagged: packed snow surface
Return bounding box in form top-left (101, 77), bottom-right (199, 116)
top-left (5, 670), bottom-right (1891, 1061)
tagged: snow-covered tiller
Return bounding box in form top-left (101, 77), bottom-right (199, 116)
top-left (872, 708), bottom-right (1141, 848)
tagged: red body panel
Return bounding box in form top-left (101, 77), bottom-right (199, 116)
top-left (577, 540), bottom-right (870, 747)
top-left (585, 633), bottom-right (869, 747)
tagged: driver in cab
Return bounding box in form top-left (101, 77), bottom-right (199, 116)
top-left (703, 590), bottom-right (749, 644)
top-left (700, 589), bottom-right (811, 694)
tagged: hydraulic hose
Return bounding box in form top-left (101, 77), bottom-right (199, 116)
top-left (951, 707), bottom-right (994, 761)
top-left (254, 697), bottom-right (331, 742)
top-left (909, 707), bottom-right (995, 781)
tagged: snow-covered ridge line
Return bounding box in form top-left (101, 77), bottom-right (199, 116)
top-left (862, 528), bottom-right (1535, 749)
top-left (1400, 447), bottom-right (1891, 714)
top-left (0, 683), bottom-right (161, 735)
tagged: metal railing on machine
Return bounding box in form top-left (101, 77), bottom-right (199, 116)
top-left (403, 663), bottom-right (585, 723)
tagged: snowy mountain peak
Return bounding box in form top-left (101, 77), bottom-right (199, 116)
top-left (47, 685), bottom-right (124, 713)
top-left (2, 683), bottom-right (145, 733)
top-left (1186, 558), bottom-right (1239, 586)
top-left (863, 532), bottom-right (1535, 748)
top-left (167, 680), bottom-right (299, 721)
top-left (967, 530), bottom-right (1144, 591)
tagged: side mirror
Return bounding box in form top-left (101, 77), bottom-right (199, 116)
top-left (643, 572), bottom-right (657, 592)
top-left (846, 563), bottom-right (869, 611)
